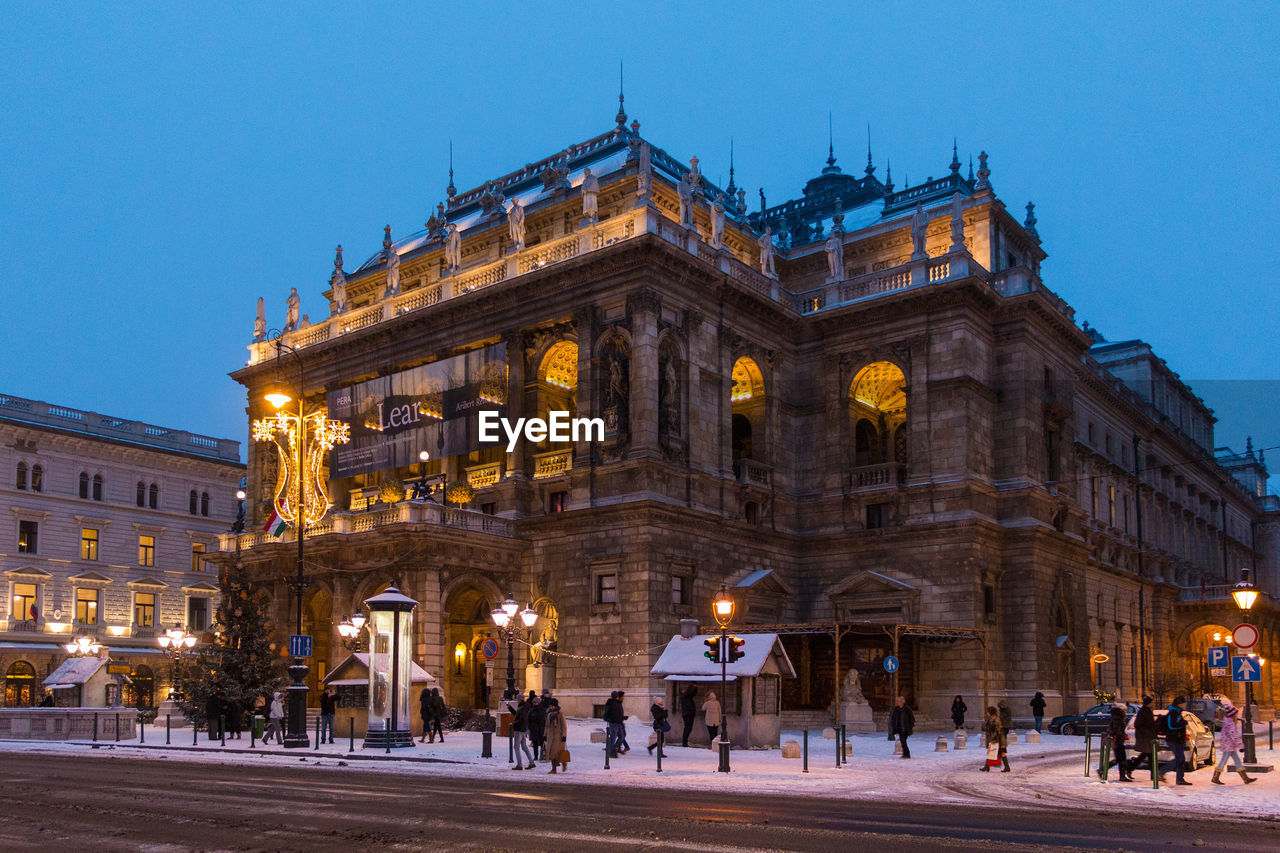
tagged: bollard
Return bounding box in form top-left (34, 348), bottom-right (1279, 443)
top-left (385, 718), bottom-right (391, 754)
top-left (349, 718), bottom-right (355, 754)
top-left (115, 714), bottom-right (120, 742)
top-left (250, 724), bottom-right (256, 749)
top-left (1271, 720), bottom-right (1274, 751)
top-left (93, 712), bottom-right (98, 742)
top-left (1083, 732), bottom-right (1092, 777)
top-left (955, 731), bottom-right (967, 750)
top-left (604, 739), bottom-right (611, 770)
top-left (481, 729), bottom-right (493, 759)
top-left (718, 738), bottom-right (731, 773)
top-left (1152, 742), bottom-right (1159, 789)
top-left (166, 714), bottom-right (171, 745)
top-left (315, 717), bottom-right (321, 751)
top-left (193, 722), bottom-right (198, 747)
top-left (935, 735), bottom-right (948, 752)
top-left (1098, 739), bottom-right (1110, 782)
top-left (656, 731), bottom-right (663, 773)
top-left (140, 717), bottom-right (145, 744)
top-left (221, 715), bottom-right (226, 747)
top-left (841, 725), bottom-right (848, 764)
top-left (803, 729), bottom-right (809, 773)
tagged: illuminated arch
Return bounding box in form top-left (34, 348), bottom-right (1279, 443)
top-left (849, 361), bottom-right (906, 414)
top-left (731, 357), bottom-right (764, 403)
top-left (539, 341), bottom-right (578, 391)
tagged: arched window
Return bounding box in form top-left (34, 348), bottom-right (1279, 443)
top-left (15, 462), bottom-right (27, 491)
top-left (200, 492), bottom-right (210, 517)
top-left (849, 361), bottom-right (908, 475)
top-left (149, 483), bottom-right (159, 509)
top-left (729, 357), bottom-right (766, 466)
top-left (79, 471), bottom-right (90, 499)
top-left (5, 660), bottom-right (37, 707)
top-left (189, 490), bottom-right (198, 515)
top-left (92, 473), bottom-right (103, 501)
top-left (732, 413), bottom-right (753, 462)
top-left (854, 419), bottom-right (879, 467)
top-left (137, 481), bottom-right (146, 507)
top-left (30, 464), bottom-right (42, 492)
top-left (129, 664), bottom-right (154, 709)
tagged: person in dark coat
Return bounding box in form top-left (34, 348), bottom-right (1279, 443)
top-left (1030, 692), bottom-right (1047, 733)
top-left (318, 687), bottom-right (336, 744)
top-left (428, 687), bottom-right (446, 743)
top-left (418, 688), bottom-right (432, 743)
top-left (648, 698), bottom-right (670, 754)
top-left (205, 691), bottom-right (224, 740)
top-left (226, 695), bottom-right (244, 740)
top-left (528, 694), bottom-right (546, 759)
top-left (889, 696), bottom-right (914, 759)
top-left (1165, 696), bottom-right (1192, 785)
top-left (506, 697), bottom-right (536, 769)
top-left (1099, 702), bottom-right (1133, 781)
top-left (951, 695), bottom-right (967, 730)
top-left (679, 685), bottom-right (698, 746)
top-left (603, 691), bottom-right (623, 758)
top-left (615, 691), bottom-right (630, 753)
top-left (1127, 695), bottom-right (1160, 780)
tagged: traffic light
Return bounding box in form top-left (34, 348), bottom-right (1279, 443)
top-left (703, 636), bottom-right (721, 663)
top-left (727, 636), bottom-right (746, 663)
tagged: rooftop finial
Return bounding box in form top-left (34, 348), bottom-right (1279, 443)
top-left (1024, 201), bottom-right (1038, 239)
top-left (1247, 436), bottom-right (1255, 454)
top-left (975, 150), bottom-right (991, 191)
top-left (949, 138), bottom-right (961, 174)
top-left (883, 159), bottom-right (894, 195)
top-left (827, 112), bottom-right (836, 168)
top-left (726, 138), bottom-right (737, 196)
top-left (447, 140), bottom-right (456, 199)
top-left (968, 155), bottom-right (974, 182)
top-left (615, 61), bottom-right (627, 128)
top-left (865, 122), bottom-right (875, 177)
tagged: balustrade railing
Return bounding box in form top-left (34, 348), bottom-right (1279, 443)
top-left (1178, 584), bottom-right (1235, 602)
top-left (519, 232), bottom-right (582, 274)
top-left (851, 462), bottom-right (905, 488)
top-left (735, 458), bottom-right (772, 487)
top-left (457, 258), bottom-right (509, 293)
top-left (466, 462), bottom-right (503, 489)
top-left (532, 449), bottom-right (573, 479)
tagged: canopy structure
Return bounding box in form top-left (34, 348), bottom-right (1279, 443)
top-left (650, 633), bottom-right (795, 679)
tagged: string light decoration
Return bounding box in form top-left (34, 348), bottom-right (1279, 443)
top-left (252, 410), bottom-right (350, 527)
top-left (514, 636), bottom-right (668, 662)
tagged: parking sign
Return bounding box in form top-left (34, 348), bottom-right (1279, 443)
top-left (1207, 646), bottom-right (1229, 669)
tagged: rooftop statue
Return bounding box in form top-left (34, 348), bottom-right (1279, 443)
top-left (949, 192), bottom-right (965, 251)
top-left (383, 227), bottom-right (401, 298)
top-left (910, 204), bottom-right (928, 258)
top-left (444, 223), bottom-right (461, 273)
top-left (636, 141), bottom-right (652, 198)
top-left (711, 194), bottom-right (726, 248)
top-left (254, 297), bottom-right (266, 341)
top-left (581, 168), bottom-right (600, 223)
top-left (825, 229), bottom-right (844, 282)
top-left (677, 171), bottom-right (696, 227)
top-left (330, 245), bottom-right (348, 316)
top-left (298, 314), bottom-right (311, 330)
top-left (507, 199), bottom-right (526, 251)
top-left (285, 287), bottom-right (300, 332)
top-left (758, 227), bottom-right (777, 278)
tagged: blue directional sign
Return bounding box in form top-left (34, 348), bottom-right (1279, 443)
top-left (1232, 655), bottom-right (1261, 683)
top-left (883, 655), bottom-right (900, 673)
top-left (289, 634), bottom-right (313, 657)
top-left (1207, 646), bottom-right (1229, 669)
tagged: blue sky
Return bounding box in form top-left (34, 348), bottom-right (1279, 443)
top-left (1, 3), bottom-right (1276, 467)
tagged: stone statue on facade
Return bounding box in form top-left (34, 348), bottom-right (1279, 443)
top-left (824, 230), bottom-right (845, 282)
top-left (383, 227), bottom-right (401, 299)
top-left (949, 192), bottom-right (966, 251)
top-left (254, 296), bottom-right (266, 341)
top-left (660, 357), bottom-right (680, 438)
top-left (330, 245), bottom-right (348, 315)
top-left (677, 172), bottom-right (695, 227)
top-left (581, 169), bottom-right (600, 223)
top-left (285, 287), bottom-right (300, 332)
top-left (444, 223), bottom-right (461, 273)
top-left (507, 199), bottom-right (526, 251)
top-left (298, 314), bottom-right (311, 330)
top-left (711, 194), bottom-right (726, 248)
top-left (758, 227), bottom-right (777, 278)
top-left (829, 666), bottom-right (876, 732)
top-left (910, 204), bottom-right (928, 258)
top-left (636, 141), bottom-right (652, 198)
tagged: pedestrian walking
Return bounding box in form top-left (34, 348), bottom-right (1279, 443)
top-left (1099, 701), bottom-right (1133, 781)
top-left (951, 695), bottom-right (967, 730)
top-left (889, 696), bottom-right (914, 759)
top-left (616, 691), bottom-right (631, 753)
top-left (428, 687), bottom-right (446, 743)
top-left (980, 705), bottom-right (1009, 772)
top-left (319, 686), bottom-right (337, 744)
top-left (507, 696), bottom-right (536, 770)
top-left (418, 688), bottom-right (431, 743)
top-left (997, 699), bottom-right (1013, 740)
top-left (545, 698), bottom-right (569, 774)
top-left (528, 694), bottom-right (546, 759)
top-left (1030, 691), bottom-right (1047, 733)
top-left (226, 694), bottom-right (244, 740)
top-left (1211, 702), bottom-right (1256, 785)
top-left (679, 684), bottom-right (698, 746)
top-left (648, 698), bottom-right (670, 754)
top-left (603, 691), bottom-right (624, 758)
top-left (1163, 695), bottom-right (1193, 786)
top-left (1126, 695), bottom-right (1160, 781)
top-left (265, 691), bottom-right (285, 745)
top-left (205, 690), bottom-right (224, 741)
top-left (703, 691), bottom-right (723, 745)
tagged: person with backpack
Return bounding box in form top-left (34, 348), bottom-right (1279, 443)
top-left (1212, 702), bottom-right (1256, 785)
top-left (1163, 696), bottom-right (1193, 785)
top-left (648, 697), bottom-right (671, 754)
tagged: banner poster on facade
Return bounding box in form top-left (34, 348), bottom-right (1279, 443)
top-left (326, 342), bottom-right (507, 478)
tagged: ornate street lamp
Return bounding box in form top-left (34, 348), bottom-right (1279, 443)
top-left (1231, 571), bottom-right (1261, 764)
top-left (64, 636), bottom-right (103, 657)
top-left (711, 583), bottom-right (735, 773)
top-left (337, 612), bottom-right (368, 651)
top-left (490, 596), bottom-right (538, 702)
top-left (157, 623), bottom-right (197, 700)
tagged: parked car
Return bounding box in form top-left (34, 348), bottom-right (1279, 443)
top-left (1048, 702), bottom-right (1140, 736)
top-left (1124, 709), bottom-right (1215, 769)
top-left (1185, 697), bottom-right (1224, 732)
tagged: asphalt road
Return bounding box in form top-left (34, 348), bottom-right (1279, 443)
top-left (0, 750), bottom-right (1276, 852)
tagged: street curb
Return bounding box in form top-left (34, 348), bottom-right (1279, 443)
top-left (0, 738), bottom-right (469, 765)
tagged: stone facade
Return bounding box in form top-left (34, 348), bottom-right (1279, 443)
top-left (218, 120), bottom-right (1275, 726)
top-left (0, 394), bottom-right (244, 707)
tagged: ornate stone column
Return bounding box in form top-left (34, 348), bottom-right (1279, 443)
top-left (627, 289), bottom-right (661, 455)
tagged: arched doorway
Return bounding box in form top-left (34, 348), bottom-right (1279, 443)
top-left (130, 664), bottom-right (155, 709)
top-left (5, 661), bottom-right (36, 706)
top-left (444, 584), bottom-right (497, 709)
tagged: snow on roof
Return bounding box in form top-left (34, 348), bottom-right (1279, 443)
top-left (735, 570), bottom-right (773, 588)
top-left (42, 656), bottom-right (109, 687)
top-left (322, 652), bottom-right (435, 684)
top-left (650, 633), bottom-right (796, 679)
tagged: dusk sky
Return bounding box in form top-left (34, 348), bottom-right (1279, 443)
top-left (2, 3), bottom-right (1276, 467)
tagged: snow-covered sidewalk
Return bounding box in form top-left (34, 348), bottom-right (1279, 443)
top-left (4, 720), bottom-right (1279, 821)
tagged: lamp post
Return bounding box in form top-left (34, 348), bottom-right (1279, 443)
top-left (712, 583), bottom-right (735, 773)
top-left (1231, 572), bottom-right (1261, 765)
top-left (157, 623), bottom-right (197, 700)
top-left (337, 612), bottom-right (368, 651)
top-left (490, 595), bottom-right (538, 702)
top-left (64, 635), bottom-right (104, 657)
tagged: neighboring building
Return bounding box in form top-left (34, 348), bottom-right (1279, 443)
top-left (1, 394), bottom-right (243, 707)
top-left (217, 107), bottom-right (1276, 727)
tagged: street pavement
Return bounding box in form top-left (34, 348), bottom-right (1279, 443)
top-left (0, 750), bottom-right (1277, 852)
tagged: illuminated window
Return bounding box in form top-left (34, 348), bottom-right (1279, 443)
top-left (81, 528), bottom-right (99, 561)
top-left (138, 535), bottom-right (155, 567)
top-left (191, 542), bottom-right (206, 572)
top-left (133, 592), bottom-right (155, 628)
top-left (17, 521), bottom-right (37, 554)
top-left (30, 465), bottom-right (42, 493)
top-left (549, 491), bottom-right (567, 513)
top-left (75, 588), bottom-right (99, 625)
top-left (596, 573), bottom-right (617, 605)
top-left (13, 583), bottom-right (37, 623)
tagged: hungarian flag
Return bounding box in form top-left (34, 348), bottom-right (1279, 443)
top-left (264, 509), bottom-right (288, 537)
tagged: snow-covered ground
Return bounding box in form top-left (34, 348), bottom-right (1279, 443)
top-left (4, 720), bottom-right (1279, 821)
